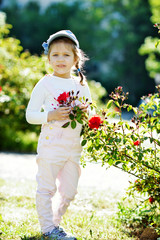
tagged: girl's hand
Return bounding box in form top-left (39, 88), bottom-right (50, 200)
top-left (77, 104), bottom-right (89, 120)
top-left (47, 107), bottom-right (71, 122)
top-left (70, 104), bottom-right (88, 113)
top-left (77, 103), bottom-right (88, 113)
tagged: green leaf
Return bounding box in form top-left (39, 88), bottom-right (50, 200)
top-left (87, 140), bottom-right (92, 148)
top-left (81, 139), bottom-right (87, 146)
top-left (133, 107), bottom-right (138, 115)
top-left (77, 119), bottom-right (83, 124)
top-left (155, 40), bottom-right (160, 48)
top-left (95, 145), bottom-right (100, 150)
top-left (62, 122), bottom-right (70, 128)
top-left (123, 104), bottom-right (128, 108)
top-left (73, 110), bottom-right (76, 114)
top-left (118, 121), bottom-right (123, 126)
top-left (125, 123), bottom-right (130, 130)
top-left (75, 113), bottom-right (82, 120)
top-left (69, 113), bottom-right (74, 120)
top-left (127, 105), bottom-right (132, 112)
top-left (115, 161), bottom-right (121, 165)
top-left (96, 138), bottom-right (100, 144)
top-left (88, 146), bottom-right (93, 152)
top-left (115, 112), bottom-right (121, 117)
top-left (108, 158), bottom-right (113, 166)
top-left (71, 120), bottom-right (76, 129)
top-left (138, 153), bottom-right (143, 161)
top-left (79, 97), bottom-right (82, 102)
top-left (114, 101), bottom-right (120, 108)
top-left (106, 100), bottom-right (113, 109)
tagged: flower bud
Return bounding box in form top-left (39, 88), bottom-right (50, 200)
top-left (149, 197), bottom-right (154, 204)
top-left (117, 86), bottom-right (122, 91)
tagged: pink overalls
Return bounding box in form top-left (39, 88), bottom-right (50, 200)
top-left (36, 122), bottom-right (82, 233)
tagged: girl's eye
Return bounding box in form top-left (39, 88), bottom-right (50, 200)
top-left (52, 54), bottom-right (70, 56)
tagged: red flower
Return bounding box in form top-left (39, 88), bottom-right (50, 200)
top-left (134, 140), bottom-right (140, 146)
top-left (88, 115), bottom-right (103, 129)
top-left (149, 197), bottom-right (154, 204)
top-left (57, 92), bottom-right (69, 104)
top-left (0, 86), bottom-right (2, 92)
top-left (117, 86), bottom-right (122, 90)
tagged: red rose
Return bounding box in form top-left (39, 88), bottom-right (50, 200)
top-left (0, 86), bottom-right (2, 92)
top-left (149, 197), bottom-right (154, 204)
top-left (134, 140), bottom-right (140, 146)
top-left (88, 115), bottom-right (103, 129)
top-left (57, 92), bottom-right (69, 104)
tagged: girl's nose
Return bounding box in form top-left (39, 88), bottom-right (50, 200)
top-left (57, 56), bottom-right (64, 61)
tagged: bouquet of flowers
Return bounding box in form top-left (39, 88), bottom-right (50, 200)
top-left (54, 90), bottom-right (91, 129)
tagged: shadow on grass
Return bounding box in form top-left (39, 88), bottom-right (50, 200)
top-left (21, 235), bottom-right (42, 240)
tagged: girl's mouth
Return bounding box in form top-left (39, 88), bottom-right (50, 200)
top-left (57, 65), bottom-right (66, 68)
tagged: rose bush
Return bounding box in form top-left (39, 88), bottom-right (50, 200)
top-left (81, 85), bottom-right (160, 232)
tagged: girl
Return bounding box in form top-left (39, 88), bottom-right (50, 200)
top-left (26, 30), bottom-right (93, 240)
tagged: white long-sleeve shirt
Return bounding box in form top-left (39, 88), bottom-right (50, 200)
top-left (26, 74), bottom-right (94, 126)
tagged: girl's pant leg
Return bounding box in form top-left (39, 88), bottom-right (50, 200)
top-left (36, 158), bottom-right (62, 234)
top-left (53, 161), bottom-right (81, 226)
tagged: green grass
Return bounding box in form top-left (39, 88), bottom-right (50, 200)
top-left (0, 178), bottom-right (138, 240)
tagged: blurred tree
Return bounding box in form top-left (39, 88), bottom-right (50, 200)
top-left (1, 0), bottom-right (156, 105)
top-left (0, 12), bottom-right (44, 151)
top-left (85, 0), bottom-right (156, 104)
top-left (2, 1), bottom-right (42, 53)
top-left (139, 0), bottom-right (160, 87)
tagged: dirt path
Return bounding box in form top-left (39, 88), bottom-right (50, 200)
top-left (0, 152), bottom-right (135, 194)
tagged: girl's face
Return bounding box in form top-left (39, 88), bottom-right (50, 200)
top-left (48, 42), bottom-right (76, 79)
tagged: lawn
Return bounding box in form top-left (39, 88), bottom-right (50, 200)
top-left (0, 177), bottom-right (138, 240)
